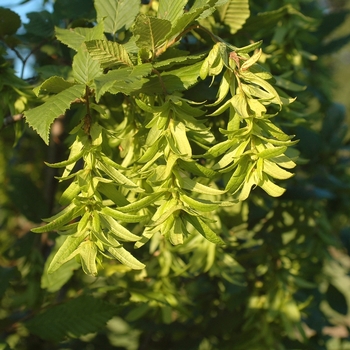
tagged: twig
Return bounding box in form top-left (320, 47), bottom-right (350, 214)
top-left (1, 114), bottom-right (23, 130)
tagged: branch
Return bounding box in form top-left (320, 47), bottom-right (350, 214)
top-left (1, 113), bottom-right (23, 130)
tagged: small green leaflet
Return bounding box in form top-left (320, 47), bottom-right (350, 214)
top-left (24, 84), bottom-right (85, 144)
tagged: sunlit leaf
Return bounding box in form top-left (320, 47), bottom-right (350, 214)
top-left (95, 0), bottom-right (140, 35)
top-left (133, 14), bottom-right (172, 52)
top-left (218, 0), bottom-right (250, 35)
top-left (24, 84), bottom-right (85, 144)
top-left (86, 40), bottom-right (132, 68)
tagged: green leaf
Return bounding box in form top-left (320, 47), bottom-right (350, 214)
top-left (97, 182), bottom-right (129, 206)
top-left (55, 22), bottom-right (105, 51)
top-left (33, 76), bottom-right (76, 96)
top-left (32, 204), bottom-right (84, 233)
top-left (61, 137), bottom-right (85, 179)
top-left (213, 140), bottom-right (250, 171)
top-left (326, 283), bottom-right (348, 315)
top-left (241, 49), bottom-right (262, 71)
top-left (41, 236), bottom-right (80, 292)
top-left (77, 241), bottom-right (98, 276)
top-left (166, 0), bottom-right (212, 41)
top-left (178, 159), bottom-right (217, 178)
top-left (0, 8), bottom-right (21, 37)
top-left (55, 27), bottom-right (85, 51)
top-left (234, 40), bottom-right (262, 54)
top-left (237, 170), bottom-right (256, 201)
top-left (138, 137), bottom-right (163, 163)
top-left (134, 14), bottom-right (172, 52)
top-left (117, 191), bottom-right (166, 213)
top-left (207, 69), bottom-right (231, 106)
top-left (168, 216), bottom-right (185, 245)
top-left (240, 71), bottom-right (282, 106)
top-left (24, 11), bottom-right (54, 38)
top-left (186, 214), bottom-right (225, 245)
top-left (86, 40), bottom-right (133, 68)
top-left (100, 206), bottom-right (147, 223)
top-left (170, 120), bottom-right (192, 156)
top-left (73, 44), bottom-right (103, 85)
top-left (96, 160), bottom-right (143, 191)
top-left (125, 303), bottom-right (150, 322)
top-left (218, 0), bottom-right (250, 35)
top-left (230, 91), bottom-right (250, 118)
top-left (274, 76), bottom-right (306, 92)
top-left (263, 159), bottom-right (294, 180)
top-left (108, 246), bottom-right (145, 270)
top-left (259, 173), bottom-right (286, 197)
top-left (176, 175), bottom-right (226, 195)
top-left (95, 0), bottom-right (140, 35)
top-left (225, 156), bottom-right (252, 193)
top-left (140, 61), bottom-right (202, 94)
top-left (26, 295), bottom-right (118, 342)
top-left (157, 0), bottom-right (187, 22)
top-left (45, 148), bottom-right (84, 168)
top-left (48, 233), bottom-right (88, 273)
top-left (24, 84), bottom-right (85, 144)
top-left (100, 214), bottom-right (140, 242)
top-left (148, 205), bottom-right (183, 227)
top-left (257, 146), bottom-right (287, 159)
top-left (181, 194), bottom-right (219, 212)
top-left (7, 171), bottom-right (49, 223)
top-left (94, 64), bottom-right (152, 101)
top-left (243, 6), bottom-right (289, 31)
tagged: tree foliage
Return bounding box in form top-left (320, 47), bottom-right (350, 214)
top-left (1, 0), bottom-right (350, 349)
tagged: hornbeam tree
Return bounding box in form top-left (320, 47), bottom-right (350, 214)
top-left (1, 1), bottom-right (350, 349)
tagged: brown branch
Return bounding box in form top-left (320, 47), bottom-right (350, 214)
top-left (1, 113), bottom-right (23, 130)
top-left (152, 68), bottom-right (168, 95)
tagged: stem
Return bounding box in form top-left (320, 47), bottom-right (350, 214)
top-left (83, 86), bottom-right (92, 136)
top-left (11, 39), bottom-right (48, 79)
top-left (152, 68), bottom-right (168, 95)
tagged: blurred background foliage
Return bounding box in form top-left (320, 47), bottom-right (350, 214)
top-left (0, 0), bottom-right (350, 349)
